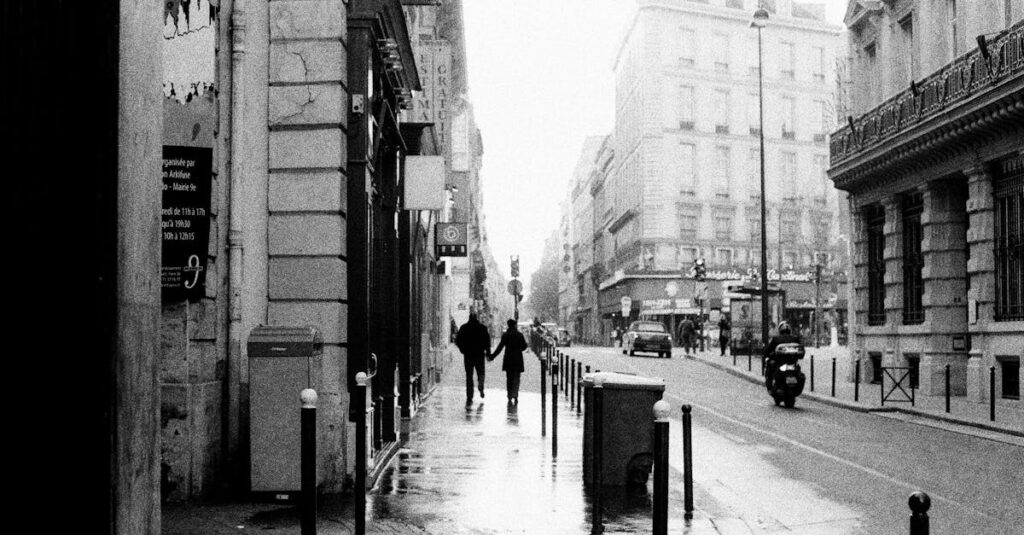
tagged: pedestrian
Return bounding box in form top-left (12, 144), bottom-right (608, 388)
top-left (490, 319), bottom-right (528, 405)
top-left (679, 317), bottom-right (695, 355)
top-left (610, 327), bottom-right (618, 347)
top-left (455, 313), bottom-right (491, 405)
top-left (718, 315), bottom-right (731, 356)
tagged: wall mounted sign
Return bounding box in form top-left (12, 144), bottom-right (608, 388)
top-left (161, 145), bottom-right (212, 300)
top-left (435, 222), bottom-right (467, 257)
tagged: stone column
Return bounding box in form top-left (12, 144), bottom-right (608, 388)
top-left (919, 181), bottom-right (969, 395)
top-left (881, 196), bottom-right (902, 365)
top-left (848, 198), bottom-right (869, 381)
top-left (966, 165), bottom-right (996, 402)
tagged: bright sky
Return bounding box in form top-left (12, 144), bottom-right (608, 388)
top-left (464, 0), bottom-right (848, 292)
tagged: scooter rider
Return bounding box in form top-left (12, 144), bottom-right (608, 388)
top-left (764, 321), bottom-right (802, 390)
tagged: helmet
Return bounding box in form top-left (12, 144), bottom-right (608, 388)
top-left (778, 321), bottom-right (792, 335)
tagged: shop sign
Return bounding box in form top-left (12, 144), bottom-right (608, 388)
top-left (435, 222), bottom-right (467, 257)
top-left (640, 298), bottom-right (696, 315)
top-left (161, 146), bottom-right (212, 300)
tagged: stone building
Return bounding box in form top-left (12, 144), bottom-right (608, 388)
top-left (595, 0), bottom-right (849, 345)
top-left (829, 0), bottom-right (1022, 402)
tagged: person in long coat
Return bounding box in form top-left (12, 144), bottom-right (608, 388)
top-left (456, 313), bottom-right (491, 405)
top-left (491, 318), bottom-right (528, 405)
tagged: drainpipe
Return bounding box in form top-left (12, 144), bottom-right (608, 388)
top-left (227, 0), bottom-right (246, 488)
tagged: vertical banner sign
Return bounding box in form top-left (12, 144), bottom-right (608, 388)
top-left (162, 145), bottom-right (212, 300)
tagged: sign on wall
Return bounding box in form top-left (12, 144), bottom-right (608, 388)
top-left (435, 222), bottom-right (467, 257)
top-left (162, 145), bottom-right (212, 300)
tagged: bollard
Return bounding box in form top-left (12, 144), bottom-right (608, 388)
top-left (747, 352), bottom-right (752, 372)
top-left (354, 373), bottom-right (368, 535)
top-left (945, 364), bottom-right (951, 414)
top-left (570, 358), bottom-right (576, 407)
top-left (563, 353), bottom-right (568, 395)
top-left (301, 389), bottom-right (318, 535)
top-left (990, 366), bottom-right (996, 422)
top-left (831, 357), bottom-right (836, 397)
top-left (681, 405), bottom-right (694, 520)
top-left (810, 355), bottom-right (815, 392)
top-left (732, 347), bottom-right (736, 366)
top-left (552, 359), bottom-right (558, 457)
top-left (854, 359), bottom-right (861, 402)
top-left (577, 361), bottom-right (583, 415)
top-left (592, 375), bottom-right (605, 534)
top-left (541, 359), bottom-right (547, 436)
top-left (652, 400), bottom-right (671, 535)
top-left (908, 491), bottom-right (930, 535)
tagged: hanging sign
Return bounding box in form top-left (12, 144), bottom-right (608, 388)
top-left (435, 222), bottom-right (467, 257)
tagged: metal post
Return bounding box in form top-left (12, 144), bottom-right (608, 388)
top-left (577, 361), bottom-right (583, 415)
top-left (562, 352), bottom-right (568, 394)
top-left (571, 358), bottom-right (576, 407)
top-left (909, 491), bottom-right (931, 535)
top-left (831, 357), bottom-right (836, 397)
top-left (990, 366), bottom-right (996, 422)
top-left (756, 17), bottom-right (770, 365)
top-left (814, 263), bottom-right (822, 348)
top-left (541, 358), bottom-right (547, 436)
top-left (682, 404), bottom-right (694, 520)
top-left (301, 389), bottom-right (317, 535)
top-left (652, 401), bottom-right (671, 535)
top-left (748, 352), bottom-right (752, 372)
top-left (945, 364), bottom-right (951, 413)
top-left (810, 355), bottom-right (815, 392)
top-left (592, 376), bottom-right (605, 534)
top-left (552, 359), bottom-right (558, 457)
top-left (354, 374), bottom-right (368, 535)
top-left (733, 345), bottom-right (737, 366)
top-left (855, 359), bottom-right (861, 402)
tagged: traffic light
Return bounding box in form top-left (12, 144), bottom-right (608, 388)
top-left (511, 255), bottom-right (520, 278)
top-left (693, 258), bottom-right (706, 281)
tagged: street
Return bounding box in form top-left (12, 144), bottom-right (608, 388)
top-left (561, 345), bottom-right (1024, 535)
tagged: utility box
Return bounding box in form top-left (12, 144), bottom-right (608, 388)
top-left (248, 325), bottom-right (323, 496)
top-left (582, 371), bottom-right (665, 487)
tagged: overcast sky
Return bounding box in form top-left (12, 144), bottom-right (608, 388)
top-left (463, 0), bottom-right (848, 293)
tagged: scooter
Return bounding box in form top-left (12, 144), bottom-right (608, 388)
top-left (766, 343), bottom-right (806, 408)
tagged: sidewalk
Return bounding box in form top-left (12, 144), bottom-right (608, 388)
top-left (679, 345), bottom-right (1024, 441)
top-left (164, 349), bottom-right (737, 534)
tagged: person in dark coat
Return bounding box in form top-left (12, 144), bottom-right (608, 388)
top-left (456, 313), bottom-right (491, 405)
top-left (679, 317), bottom-right (696, 355)
top-left (491, 319), bottom-right (528, 404)
top-left (718, 316), bottom-right (732, 356)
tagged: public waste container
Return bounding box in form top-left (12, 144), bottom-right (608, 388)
top-left (581, 371), bottom-right (666, 487)
top-left (248, 325), bottom-right (323, 496)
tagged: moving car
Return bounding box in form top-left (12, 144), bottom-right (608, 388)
top-left (556, 328), bottom-right (572, 347)
top-left (622, 321), bottom-right (672, 358)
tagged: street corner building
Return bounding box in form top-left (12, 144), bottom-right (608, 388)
top-left (8, 0), bottom-right (499, 531)
top-left (829, 1), bottom-right (1023, 403)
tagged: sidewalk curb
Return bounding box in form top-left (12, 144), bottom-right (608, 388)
top-left (688, 354), bottom-right (1023, 438)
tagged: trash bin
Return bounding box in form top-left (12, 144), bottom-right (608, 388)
top-left (581, 371), bottom-right (666, 487)
top-left (248, 325), bottom-right (323, 496)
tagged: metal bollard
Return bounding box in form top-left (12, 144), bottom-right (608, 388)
top-left (810, 355), bottom-right (815, 392)
top-left (354, 373), bottom-right (368, 535)
top-left (570, 358), bottom-right (576, 408)
top-left (541, 359), bottom-right (547, 436)
top-left (945, 364), bottom-right (951, 413)
top-left (301, 389), bottom-right (317, 535)
top-left (909, 491), bottom-right (931, 535)
top-left (854, 359), bottom-right (861, 402)
top-left (733, 347), bottom-right (736, 366)
top-left (682, 404), bottom-right (694, 520)
top-left (990, 366), bottom-right (996, 422)
top-left (831, 357), bottom-right (836, 397)
top-left (577, 361), bottom-right (583, 415)
top-left (747, 352), bottom-right (752, 372)
top-left (552, 360), bottom-right (558, 457)
top-left (562, 353), bottom-right (568, 395)
top-left (652, 400), bottom-right (671, 535)
top-left (592, 375), bottom-right (605, 534)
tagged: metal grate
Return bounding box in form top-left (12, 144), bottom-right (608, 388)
top-left (994, 156), bottom-right (1023, 321)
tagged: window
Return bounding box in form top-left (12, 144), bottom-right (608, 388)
top-left (678, 209), bottom-right (699, 241)
top-left (899, 14), bottom-right (917, 84)
top-left (748, 218), bottom-right (761, 242)
top-left (747, 93), bottom-right (760, 135)
top-left (780, 41), bottom-right (795, 79)
top-left (715, 90), bottom-right (730, 133)
top-left (1001, 358), bottom-right (1020, 399)
top-left (748, 37), bottom-right (761, 77)
top-left (677, 142), bottom-right (696, 195)
top-left (814, 154), bottom-right (830, 197)
top-left (905, 354), bottom-right (920, 389)
top-left (679, 28), bottom-right (696, 68)
top-left (902, 193), bottom-right (924, 324)
top-left (866, 205), bottom-right (886, 325)
top-left (781, 96), bottom-right (796, 138)
top-left (814, 100), bottom-right (828, 142)
top-left (715, 146), bottom-right (731, 197)
top-left (715, 214), bottom-right (734, 241)
top-left (678, 85), bottom-right (694, 129)
top-left (781, 216), bottom-right (799, 239)
top-left (713, 33), bottom-right (730, 72)
top-left (678, 246), bottom-right (698, 265)
top-left (994, 157), bottom-right (1023, 321)
top-left (748, 149), bottom-right (761, 199)
top-left (948, 0), bottom-right (959, 59)
top-left (716, 248), bottom-right (735, 266)
top-left (814, 218), bottom-right (830, 244)
top-left (782, 251), bottom-right (798, 270)
top-left (812, 46), bottom-right (825, 82)
top-left (781, 151), bottom-right (797, 180)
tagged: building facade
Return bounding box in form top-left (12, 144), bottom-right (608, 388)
top-left (830, 0), bottom-right (1022, 402)
top-left (592, 0), bottom-right (848, 346)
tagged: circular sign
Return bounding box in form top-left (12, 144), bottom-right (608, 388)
top-left (620, 296), bottom-right (631, 307)
top-left (665, 281), bottom-right (679, 297)
top-left (507, 279), bottom-right (523, 295)
top-left (443, 225), bottom-right (461, 242)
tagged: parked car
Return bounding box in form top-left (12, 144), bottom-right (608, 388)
top-left (622, 321), bottom-right (672, 358)
top-left (556, 328), bottom-right (572, 347)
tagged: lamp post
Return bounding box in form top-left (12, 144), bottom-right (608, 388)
top-left (751, 6), bottom-right (770, 353)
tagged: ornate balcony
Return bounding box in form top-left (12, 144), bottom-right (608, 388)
top-left (830, 20), bottom-right (1024, 172)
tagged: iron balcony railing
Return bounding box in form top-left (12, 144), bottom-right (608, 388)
top-left (830, 20), bottom-right (1024, 166)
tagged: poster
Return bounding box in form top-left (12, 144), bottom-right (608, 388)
top-left (161, 145), bottom-right (212, 300)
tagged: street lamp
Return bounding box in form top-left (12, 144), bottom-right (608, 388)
top-left (751, 6), bottom-right (770, 352)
